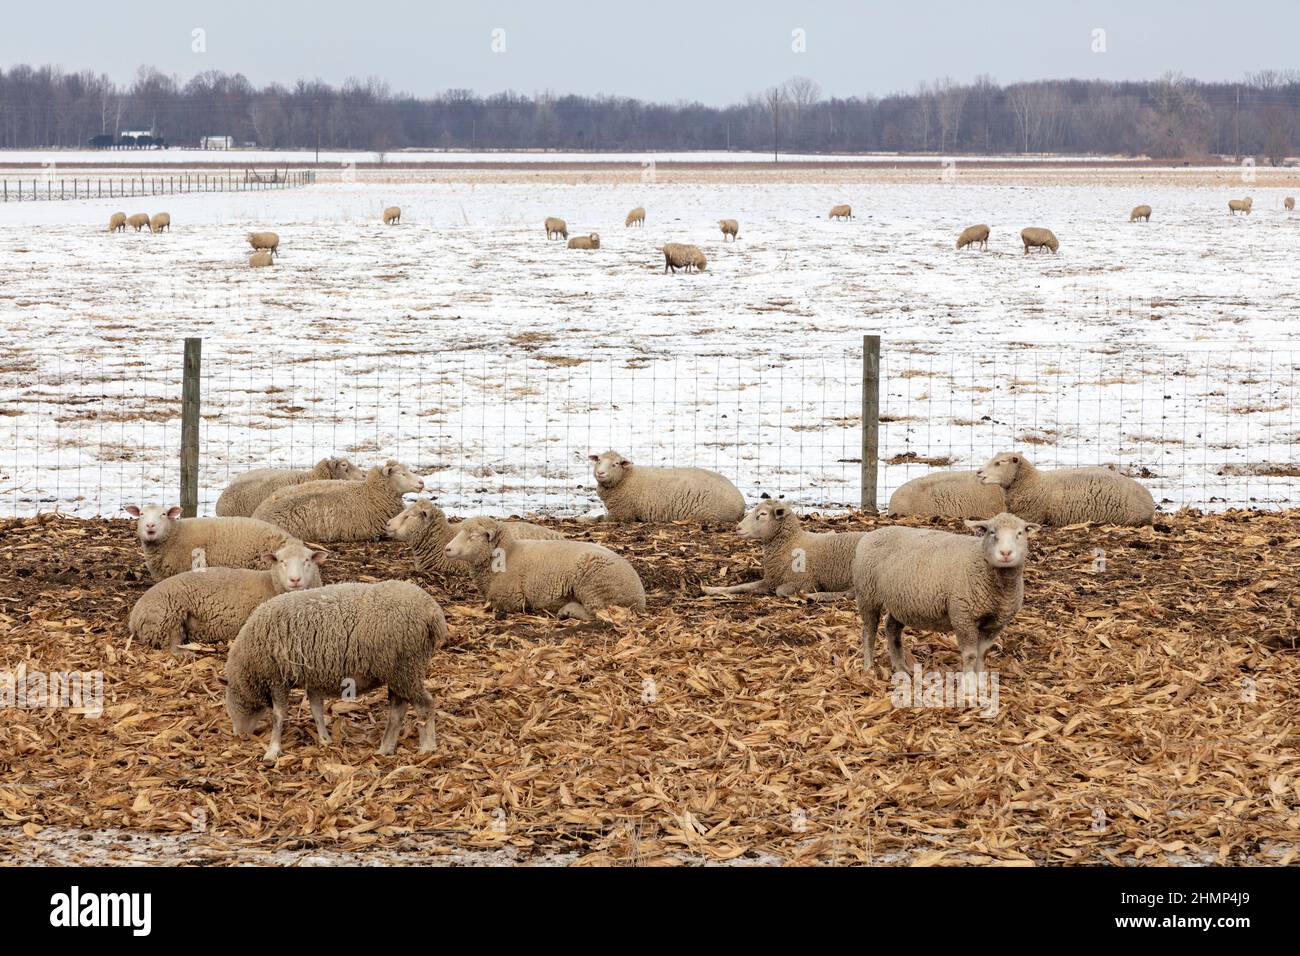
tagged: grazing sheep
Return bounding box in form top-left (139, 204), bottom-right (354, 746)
top-left (126, 213), bottom-right (150, 232)
top-left (124, 504), bottom-right (290, 582)
top-left (1020, 227), bottom-right (1059, 254)
top-left (829, 204), bottom-right (853, 220)
top-left (225, 581), bottom-right (446, 760)
top-left (719, 219), bottom-right (739, 241)
top-left (567, 233), bottom-right (600, 249)
top-left (955, 224), bottom-right (990, 251)
top-left (386, 498), bottom-right (561, 576)
top-left (625, 207), bottom-right (646, 227)
top-left (887, 470), bottom-right (1007, 520)
top-left (249, 250), bottom-right (274, 268)
top-left (129, 540), bottom-right (326, 653)
top-left (108, 212), bottom-right (127, 233)
top-left (247, 231), bottom-right (280, 256)
top-left (589, 450), bottom-right (744, 523)
top-left (216, 457), bottom-right (365, 517)
top-left (444, 517), bottom-right (645, 619)
top-left (383, 206), bottom-right (401, 225)
top-left (1228, 197), bottom-right (1253, 215)
top-left (662, 242), bottom-right (707, 273)
top-left (702, 498), bottom-right (864, 600)
top-left (545, 217), bottom-right (568, 240)
top-left (1285, 197), bottom-right (1295, 212)
top-left (976, 451), bottom-right (1155, 526)
top-left (149, 212), bottom-right (171, 233)
top-left (1130, 205), bottom-right (1152, 222)
top-left (252, 460), bottom-right (424, 543)
top-left (853, 512), bottom-right (1037, 685)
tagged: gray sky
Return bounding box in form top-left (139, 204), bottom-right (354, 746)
top-left (1, 0), bottom-right (1287, 104)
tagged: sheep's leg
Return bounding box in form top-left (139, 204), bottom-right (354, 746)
top-left (309, 694), bottom-right (331, 745)
top-left (976, 625), bottom-right (1004, 674)
top-left (956, 626), bottom-right (982, 704)
top-left (858, 603), bottom-right (880, 671)
top-left (378, 700), bottom-right (409, 755)
top-left (263, 688), bottom-right (289, 762)
top-left (414, 692), bottom-right (437, 753)
top-left (884, 615), bottom-right (917, 675)
top-left (802, 589), bottom-right (853, 602)
top-left (558, 601), bottom-right (594, 621)
top-left (702, 579), bottom-right (768, 596)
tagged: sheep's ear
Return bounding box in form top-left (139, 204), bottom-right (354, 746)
top-left (1010, 456), bottom-right (1020, 464)
top-left (964, 519), bottom-right (989, 536)
top-left (124, 504), bottom-right (141, 517)
top-left (588, 454), bottom-right (600, 462)
top-left (1024, 523), bottom-right (1042, 535)
top-left (485, 525), bottom-right (500, 544)
top-left (166, 506), bottom-right (183, 519)
top-left (260, 551), bottom-right (277, 565)
top-left (310, 550), bottom-right (328, 564)
top-left (619, 459), bottom-right (631, 468)
top-left (773, 506), bottom-right (788, 518)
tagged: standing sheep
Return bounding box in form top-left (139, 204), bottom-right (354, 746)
top-left (129, 540), bottom-right (326, 653)
top-left (887, 470), bottom-right (1007, 519)
top-left (1020, 227), bottom-right (1059, 254)
top-left (383, 206), bottom-right (401, 225)
top-left (662, 242), bottom-right (707, 273)
top-left (386, 498), bottom-right (561, 576)
top-left (976, 451), bottom-right (1155, 526)
top-left (853, 513), bottom-right (1037, 685)
top-left (149, 212), bottom-right (171, 233)
top-left (589, 450), bottom-right (745, 523)
top-left (127, 213), bottom-right (150, 232)
top-left (247, 231), bottom-right (280, 256)
top-left (829, 204), bottom-right (853, 220)
top-left (108, 212), bottom-right (127, 233)
top-left (444, 517), bottom-right (645, 619)
top-left (568, 233), bottom-right (600, 249)
top-left (252, 460), bottom-right (424, 542)
top-left (701, 498), bottom-right (864, 600)
top-left (216, 457), bottom-right (365, 517)
top-left (545, 217), bottom-right (568, 240)
top-left (1228, 197), bottom-right (1253, 215)
top-left (1130, 205), bottom-right (1152, 222)
top-left (625, 207), bottom-right (646, 227)
top-left (955, 224), bottom-right (990, 251)
top-left (124, 504), bottom-right (290, 582)
top-left (719, 219), bottom-right (739, 241)
top-left (225, 581), bottom-right (447, 760)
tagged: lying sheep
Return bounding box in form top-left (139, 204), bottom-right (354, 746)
top-left (1020, 227), bottom-right (1059, 254)
top-left (887, 470), bottom-right (1007, 519)
top-left (445, 517), bottom-right (645, 619)
top-left (719, 219), bottom-right (739, 241)
top-left (129, 539), bottom-right (325, 653)
top-left (386, 497), bottom-right (561, 575)
top-left (247, 231), bottom-right (280, 256)
top-left (149, 212), bottom-right (171, 233)
top-left (124, 504), bottom-right (290, 581)
top-left (829, 204), bottom-right (853, 220)
top-left (383, 206), bottom-right (401, 225)
top-left (127, 213), bottom-right (150, 232)
top-left (545, 217), bottom-right (568, 240)
top-left (702, 498), bottom-right (864, 600)
top-left (589, 450), bottom-right (744, 523)
top-left (662, 242), bottom-right (707, 273)
top-left (1130, 205), bottom-right (1152, 222)
top-left (1286, 197), bottom-right (1295, 212)
top-left (1228, 197), bottom-right (1253, 215)
top-left (568, 233), bottom-right (600, 249)
top-left (625, 207), bottom-right (646, 227)
top-left (249, 250), bottom-right (274, 268)
top-left (976, 451), bottom-right (1155, 526)
top-left (853, 512), bottom-right (1037, 684)
top-left (955, 224), bottom-right (990, 251)
top-left (108, 212), bottom-right (127, 233)
top-left (216, 457), bottom-right (365, 517)
top-left (252, 459), bottom-right (424, 542)
top-left (225, 580), bottom-right (446, 760)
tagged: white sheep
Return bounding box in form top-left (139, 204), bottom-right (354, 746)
top-left (129, 539), bottom-right (326, 653)
top-left (1020, 227), bottom-right (1059, 253)
top-left (589, 450), bottom-right (745, 523)
top-left (247, 231), bottom-right (280, 256)
top-left (386, 498), bottom-right (562, 575)
top-left (252, 460), bottom-right (424, 542)
top-left (149, 212), bottom-right (171, 233)
top-left (887, 470), bottom-right (1007, 519)
top-left (661, 243), bottom-right (707, 273)
top-left (853, 512), bottom-right (1038, 686)
top-left (625, 207), bottom-right (646, 227)
top-left (955, 224), bottom-right (990, 251)
top-left (127, 213), bottom-right (150, 232)
top-left (1228, 197), bottom-right (1253, 215)
top-left (249, 250), bottom-right (274, 268)
top-left (215, 457), bottom-right (365, 517)
top-left (701, 497), bottom-right (864, 600)
top-left (124, 504), bottom-right (290, 582)
top-left (225, 580), bottom-right (446, 760)
top-left (567, 233), bottom-right (600, 249)
top-left (445, 517), bottom-right (645, 619)
top-left (383, 206), bottom-right (401, 225)
top-left (545, 217), bottom-right (568, 240)
top-left (829, 204), bottom-right (853, 221)
top-left (976, 451), bottom-right (1155, 526)
top-left (719, 219), bottom-right (739, 241)
top-left (108, 212), bottom-right (127, 233)
top-left (1129, 205), bottom-right (1152, 222)
top-left (1286, 197), bottom-right (1295, 212)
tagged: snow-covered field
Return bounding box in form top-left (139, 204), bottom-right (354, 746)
top-left (1, 168), bottom-right (1298, 516)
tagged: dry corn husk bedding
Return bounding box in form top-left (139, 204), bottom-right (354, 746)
top-left (1, 509), bottom-right (1297, 866)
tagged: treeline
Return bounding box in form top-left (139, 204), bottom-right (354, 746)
top-left (2, 64), bottom-right (1299, 160)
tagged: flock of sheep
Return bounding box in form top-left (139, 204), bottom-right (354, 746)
top-left (120, 448), bottom-right (1154, 762)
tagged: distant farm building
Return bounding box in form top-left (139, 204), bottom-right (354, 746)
top-left (200, 135), bottom-right (234, 150)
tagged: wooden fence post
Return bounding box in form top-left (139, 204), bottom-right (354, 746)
top-left (180, 338), bottom-right (202, 518)
top-left (860, 334), bottom-right (881, 513)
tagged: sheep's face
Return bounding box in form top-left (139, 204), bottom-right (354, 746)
top-left (966, 513), bottom-right (1039, 570)
top-left (380, 461), bottom-right (425, 495)
top-left (590, 451), bottom-right (631, 488)
top-left (737, 500), bottom-right (790, 542)
top-left (387, 498), bottom-right (445, 540)
top-left (324, 457), bottom-right (365, 480)
top-left (264, 541), bottom-right (326, 593)
top-left (975, 454), bottom-right (1024, 488)
top-left (444, 517), bottom-right (499, 565)
top-left (125, 504), bottom-right (182, 545)
top-left (225, 685), bottom-right (269, 735)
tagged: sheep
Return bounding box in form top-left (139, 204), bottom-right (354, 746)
top-left (662, 242), bottom-right (707, 273)
top-left (567, 233), bottom-right (600, 249)
top-left (1130, 205), bottom-right (1152, 222)
top-left (887, 470), bottom-right (1007, 519)
top-left (108, 212), bottom-right (127, 233)
top-left (252, 460), bottom-right (424, 543)
top-left (829, 204), bottom-right (853, 220)
top-left (124, 504), bottom-right (290, 582)
top-left (589, 450), bottom-right (744, 523)
top-left (383, 206), bottom-right (401, 225)
top-left (955, 224), bottom-right (990, 251)
top-left (545, 217), bottom-right (568, 240)
top-left (128, 539), bottom-right (326, 653)
top-left (1020, 227), bottom-right (1059, 254)
top-left (249, 250), bottom-right (274, 268)
top-left (444, 517), bottom-right (645, 619)
top-left (853, 512), bottom-right (1038, 688)
top-left (975, 451), bottom-right (1155, 526)
top-left (719, 219), bottom-right (739, 241)
top-left (386, 497), bottom-right (562, 576)
top-left (149, 212), bottom-right (171, 233)
top-left (625, 207), bottom-right (646, 227)
top-left (247, 231), bottom-right (280, 256)
top-left (1285, 197), bottom-right (1295, 212)
top-left (224, 580), bottom-right (446, 760)
top-left (215, 457), bottom-right (365, 517)
top-left (1228, 197), bottom-right (1253, 215)
top-left (127, 213), bottom-right (150, 232)
top-left (701, 498), bottom-right (864, 600)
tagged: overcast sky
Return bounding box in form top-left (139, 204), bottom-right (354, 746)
top-left (1, 1), bottom-right (1287, 104)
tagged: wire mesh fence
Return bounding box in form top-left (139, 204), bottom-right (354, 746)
top-left (2, 339), bottom-right (1297, 517)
